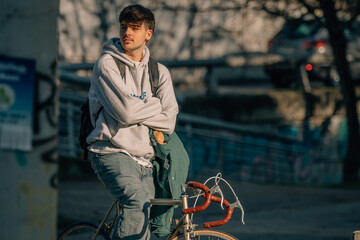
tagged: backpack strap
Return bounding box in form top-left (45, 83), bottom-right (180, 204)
top-left (112, 56), bottom-right (126, 79)
top-left (148, 57), bottom-right (160, 96)
top-left (111, 55), bottom-right (159, 96)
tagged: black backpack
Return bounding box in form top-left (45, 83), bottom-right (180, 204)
top-left (78, 56), bottom-right (160, 160)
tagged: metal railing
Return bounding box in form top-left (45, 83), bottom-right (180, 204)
top-left (58, 57), bottom-right (343, 184)
top-left (58, 52), bottom-right (280, 95)
top-left (59, 88), bottom-right (306, 184)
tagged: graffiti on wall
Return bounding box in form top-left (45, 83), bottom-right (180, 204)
top-left (32, 70), bottom-right (58, 189)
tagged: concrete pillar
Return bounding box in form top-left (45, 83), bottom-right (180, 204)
top-left (0, 0), bottom-right (59, 239)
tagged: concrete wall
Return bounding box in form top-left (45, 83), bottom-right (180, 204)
top-left (0, 0), bottom-right (59, 239)
top-left (58, 0), bottom-right (284, 89)
top-left (58, 0), bottom-right (284, 63)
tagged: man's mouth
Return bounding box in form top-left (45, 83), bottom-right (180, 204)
top-left (123, 38), bottom-right (133, 43)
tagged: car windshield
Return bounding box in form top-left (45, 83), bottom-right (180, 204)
top-left (282, 22), bottom-right (319, 39)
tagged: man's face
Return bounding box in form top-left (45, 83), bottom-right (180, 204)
top-left (120, 21), bottom-right (152, 54)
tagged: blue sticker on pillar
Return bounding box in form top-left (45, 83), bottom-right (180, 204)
top-left (0, 56), bottom-right (35, 151)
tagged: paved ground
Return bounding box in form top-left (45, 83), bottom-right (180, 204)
top-left (58, 175), bottom-right (360, 240)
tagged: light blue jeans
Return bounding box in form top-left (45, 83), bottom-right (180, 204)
top-left (90, 152), bottom-right (155, 240)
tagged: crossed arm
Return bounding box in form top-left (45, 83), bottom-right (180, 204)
top-left (93, 59), bottom-right (178, 134)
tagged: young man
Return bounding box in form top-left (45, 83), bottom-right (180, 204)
top-left (87, 4), bottom-right (178, 240)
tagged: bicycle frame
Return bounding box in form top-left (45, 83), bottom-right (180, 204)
top-left (90, 200), bottom-right (120, 240)
top-left (89, 180), bottom-right (243, 240)
top-left (91, 194), bottom-right (192, 240)
top-left (150, 195), bottom-right (191, 240)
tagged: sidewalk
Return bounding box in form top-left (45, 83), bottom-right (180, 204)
top-left (58, 176), bottom-right (360, 240)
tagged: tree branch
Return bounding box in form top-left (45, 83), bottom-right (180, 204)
top-left (347, 0), bottom-right (360, 28)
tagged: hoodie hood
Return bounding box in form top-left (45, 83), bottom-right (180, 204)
top-left (102, 37), bottom-right (150, 67)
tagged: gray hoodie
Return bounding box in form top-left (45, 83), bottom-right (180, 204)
top-left (87, 38), bottom-right (178, 163)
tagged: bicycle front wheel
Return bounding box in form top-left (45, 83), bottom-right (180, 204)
top-left (57, 222), bottom-right (111, 240)
top-left (171, 229), bottom-right (238, 240)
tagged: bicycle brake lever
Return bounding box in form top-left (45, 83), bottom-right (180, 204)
top-left (210, 185), bottom-right (224, 210)
top-left (209, 185), bottom-right (222, 195)
top-left (229, 200), bottom-right (245, 224)
top-left (229, 200), bottom-right (241, 209)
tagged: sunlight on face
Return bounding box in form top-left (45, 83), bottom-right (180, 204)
top-left (120, 21), bottom-right (153, 56)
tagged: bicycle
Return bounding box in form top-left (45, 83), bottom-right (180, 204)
top-left (57, 173), bottom-right (245, 240)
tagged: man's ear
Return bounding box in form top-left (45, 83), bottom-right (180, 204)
top-left (145, 29), bottom-right (153, 42)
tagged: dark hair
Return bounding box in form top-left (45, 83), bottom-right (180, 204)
top-left (119, 4), bottom-right (155, 33)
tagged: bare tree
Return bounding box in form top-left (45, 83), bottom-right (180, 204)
top-left (319, 0), bottom-right (360, 183)
top-left (258, 0), bottom-right (360, 183)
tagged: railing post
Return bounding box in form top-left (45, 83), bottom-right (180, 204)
top-left (67, 101), bottom-right (76, 157)
top-left (298, 63), bottom-right (314, 183)
top-left (205, 66), bottom-right (218, 96)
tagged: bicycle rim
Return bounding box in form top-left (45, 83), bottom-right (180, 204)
top-left (57, 222), bottom-right (111, 240)
top-left (171, 229), bottom-right (238, 240)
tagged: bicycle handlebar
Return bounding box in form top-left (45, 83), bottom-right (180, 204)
top-left (203, 195), bottom-right (234, 228)
top-left (182, 182), bottom-right (211, 214)
top-left (181, 181), bottom-right (235, 228)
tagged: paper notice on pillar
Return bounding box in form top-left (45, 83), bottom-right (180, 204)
top-left (0, 56), bottom-right (35, 151)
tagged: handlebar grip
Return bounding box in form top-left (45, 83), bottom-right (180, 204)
top-left (204, 208), bottom-right (234, 228)
top-left (182, 182), bottom-right (211, 215)
top-left (203, 195), bottom-right (234, 228)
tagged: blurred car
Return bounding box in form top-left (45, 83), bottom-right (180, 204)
top-left (264, 19), bottom-right (360, 88)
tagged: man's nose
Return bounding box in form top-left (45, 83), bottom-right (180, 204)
top-left (123, 27), bottom-right (132, 35)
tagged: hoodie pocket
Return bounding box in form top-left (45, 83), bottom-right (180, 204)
top-left (110, 124), bottom-right (154, 157)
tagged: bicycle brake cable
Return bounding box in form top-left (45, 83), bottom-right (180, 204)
top-left (203, 173), bottom-right (246, 224)
top-left (188, 173), bottom-right (246, 224)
